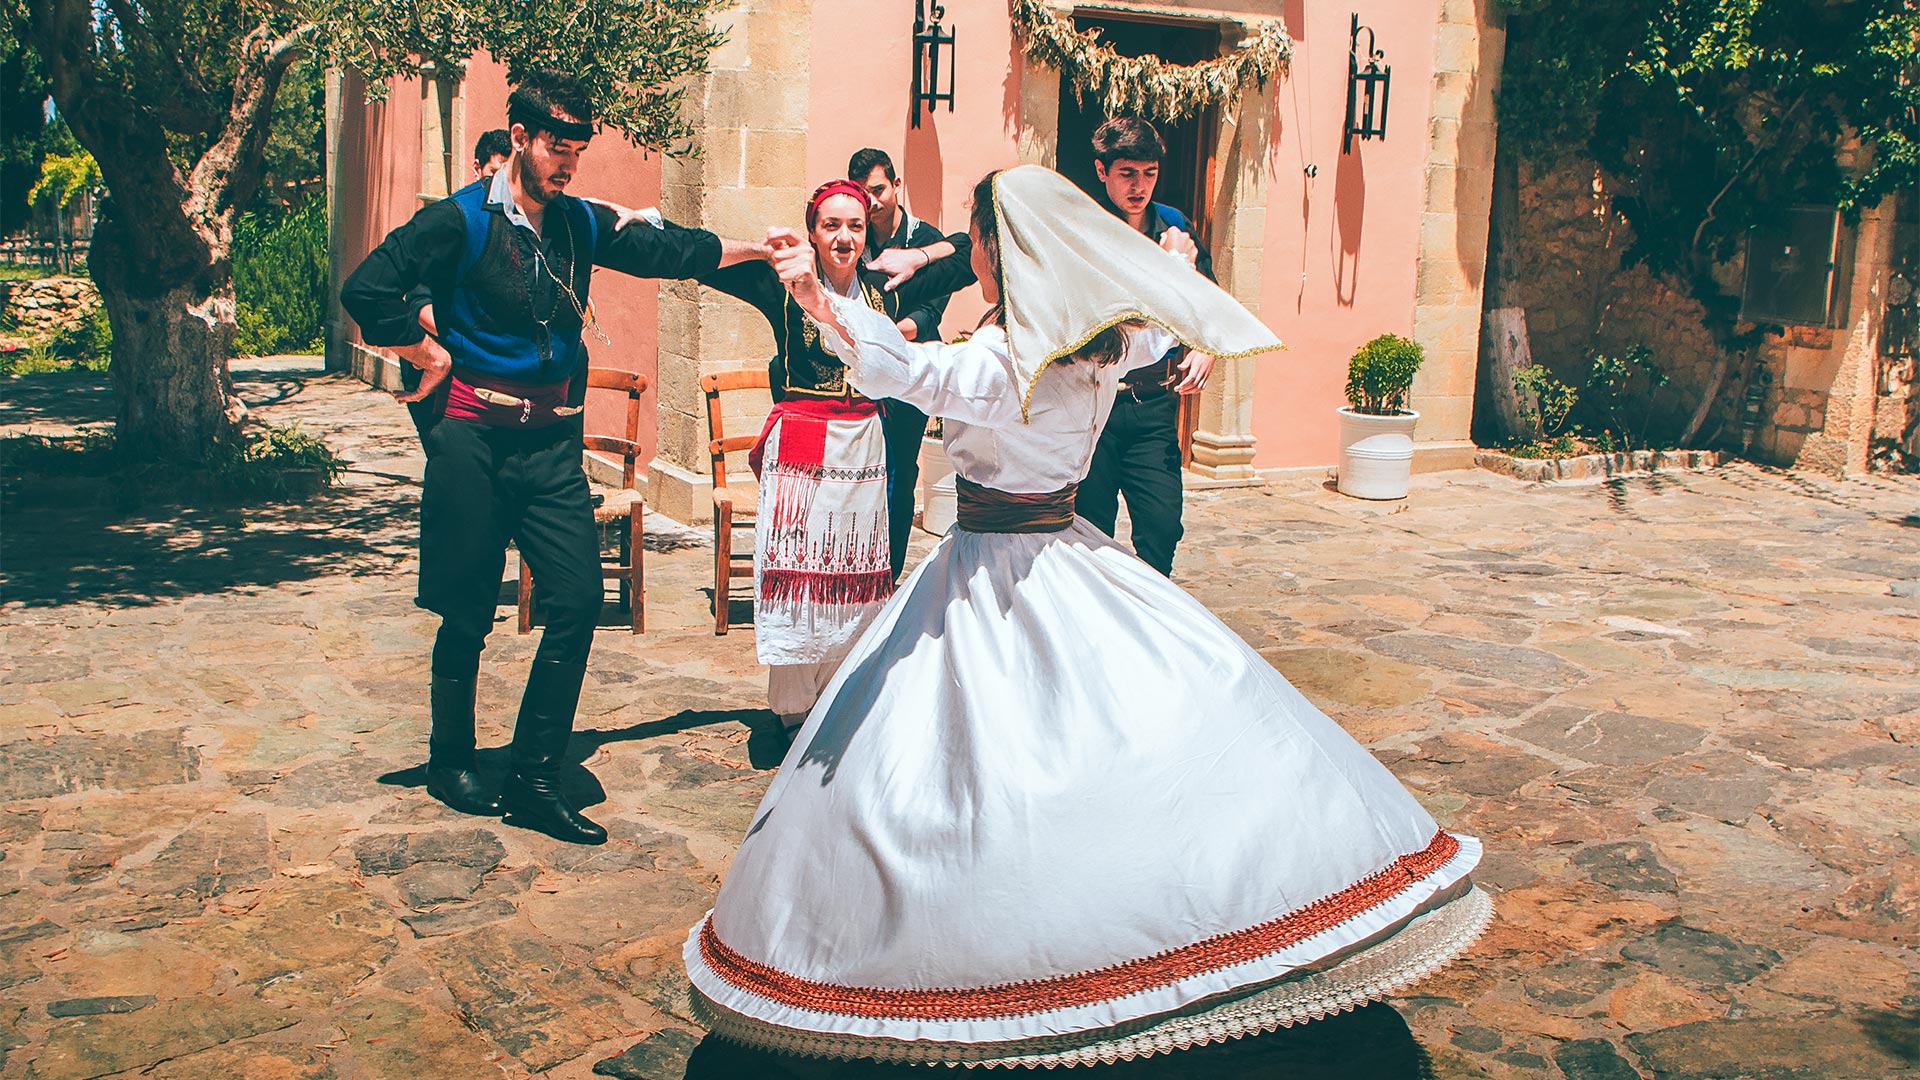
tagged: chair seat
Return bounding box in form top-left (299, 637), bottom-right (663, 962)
top-left (592, 487), bottom-right (643, 522)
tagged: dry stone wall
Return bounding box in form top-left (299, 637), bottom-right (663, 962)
top-left (1, 276), bottom-right (100, 337)
top-left (1505, 158), bottom-right (1737, 445)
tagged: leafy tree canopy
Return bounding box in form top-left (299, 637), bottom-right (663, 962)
top-left (1496, 0), bottom-right (1919, 275)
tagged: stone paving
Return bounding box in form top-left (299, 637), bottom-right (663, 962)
top-left (2, 359), bottom-right (1918, 1080)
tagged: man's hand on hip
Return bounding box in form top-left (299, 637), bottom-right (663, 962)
top-left (391, 336), bottom-right (453, 404)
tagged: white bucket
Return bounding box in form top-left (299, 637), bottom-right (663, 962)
top-left (1336, 406), bottom-right (1419, 500)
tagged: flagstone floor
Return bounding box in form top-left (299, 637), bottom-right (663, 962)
top-left (1, 359), bottom-right (1916, 1079)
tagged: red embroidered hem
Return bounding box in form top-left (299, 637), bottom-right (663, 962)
top-left (699, 830), bottom-right (1461, 1021)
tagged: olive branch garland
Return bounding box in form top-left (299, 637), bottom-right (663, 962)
top-left (1010, 0), bottom-right (1292, 122)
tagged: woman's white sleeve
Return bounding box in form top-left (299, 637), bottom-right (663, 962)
top-left (816, 295), bottom-right (1025, 426)
top-left (1119, 325), bottom-right (1179, 375)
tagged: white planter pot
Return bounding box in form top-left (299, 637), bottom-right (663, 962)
top-left (917, 435), bottom-right (958, 535)
top-left (1336, 406), bottom-right (1419, 500)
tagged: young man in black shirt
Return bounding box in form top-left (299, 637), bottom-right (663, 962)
top-left (341, 70), bottom-right (770, 844)
top-left (848, 147), bottom-right (967, 580)
top-left (1079, 117), bottom-right (1213, 577)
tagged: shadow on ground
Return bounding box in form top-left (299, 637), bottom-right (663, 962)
top-left (0, 483), bottom-right (417, 607)
top-left (604, 1004), bottom-right (1433, 1079)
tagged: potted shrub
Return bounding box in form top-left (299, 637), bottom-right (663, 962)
top-left (1337, 333), bottom-right (1425, 500)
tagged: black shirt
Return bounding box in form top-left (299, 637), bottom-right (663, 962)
top-left (701, 247), bottom-right (977, 402)
top-left (1097, 195), bottom-right (1215, 387)
top-left (341, 193), bottom-right (723, 351)
top-left (865, 212), bottom-right (961, 342)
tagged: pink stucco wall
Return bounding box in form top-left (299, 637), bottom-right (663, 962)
top-left (1254, 1), bottom-right (1437, 466)
top-left (340, 0), bottom-right (1451, 472)
top-left (336, 59), bottom-right (664, 455)
top-left (803, 0), bottom-right (1027, 337)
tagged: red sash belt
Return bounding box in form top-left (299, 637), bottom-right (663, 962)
top-left (443, 368), bottom-right (578, 428)
top-left (748, 397), bottom-right (880, 477)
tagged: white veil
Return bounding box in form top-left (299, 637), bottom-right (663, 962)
top-left (990, 165), bottom-right (1284, 409)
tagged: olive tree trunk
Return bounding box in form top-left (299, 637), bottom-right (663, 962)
top-left (21, 0), bottom-right (305, 460)
top-left (90, 213), bottom-right (246, 458)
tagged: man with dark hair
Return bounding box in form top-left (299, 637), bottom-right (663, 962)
top-left (472, 128), bottom-right (512, 180)
top-left (1080, 116), bottom-right (1214, 578)
top-left (847, 147), bottom-right (964, 579)
top-left (341, 69), bottom-right (771, 845)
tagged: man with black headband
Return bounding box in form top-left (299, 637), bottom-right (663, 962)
top-left (342, 69), bottom-right (771, 845)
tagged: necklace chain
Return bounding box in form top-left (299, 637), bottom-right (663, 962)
top-left (530, 212), bottom-right (612, 349)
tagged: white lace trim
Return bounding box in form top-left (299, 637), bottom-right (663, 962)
top-left (689, 884), bottom-right (1493, 1069)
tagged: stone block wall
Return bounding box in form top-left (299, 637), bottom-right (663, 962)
top-left (1407, 0), bottom-right (1504, 452)
top-left (1, 277), bottom-right (100, 338)
top-left (1502, 160), bottom-right (1732, 444)
top-left (646, 0), bottom-right (808, 524)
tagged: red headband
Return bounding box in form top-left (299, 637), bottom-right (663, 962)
top-left (806, 179), bottom-right (875, 229)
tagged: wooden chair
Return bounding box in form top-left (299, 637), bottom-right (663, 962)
top-left (519, 368), bottom-right (650, 635)
top-left (702, 369), bottom-right (770, 635)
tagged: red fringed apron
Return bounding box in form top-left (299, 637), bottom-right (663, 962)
top-left (749, 397), bottom-right (893, 666)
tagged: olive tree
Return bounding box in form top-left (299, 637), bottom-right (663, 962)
top-left (3, 0), bottom-right (724, 460)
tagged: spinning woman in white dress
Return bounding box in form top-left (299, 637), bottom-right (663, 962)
top-left (682, 166), bottom-right (1490, 1068)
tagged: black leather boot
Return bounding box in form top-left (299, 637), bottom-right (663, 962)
top-left (502, 660), bottom-right (606, 845)
top-left (425, 675), bottom-right (503, 815)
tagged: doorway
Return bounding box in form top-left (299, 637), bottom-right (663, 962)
top-left (1055, 14), bottom-right (1221, 464)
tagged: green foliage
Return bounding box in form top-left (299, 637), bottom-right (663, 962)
top-left (1, 41), bottom-right (78, 234)
top-left (1512, 365), bottom-right (1579, 437)
top-left (232, 198), bottom-right (326, 355)
top-left (0, 305), bottom-right (110, 375)
top-left (1344, 333), bottom-right (1425, 416)
top-left (1503, 434), bottom-right (1581, 459)
top-left (0, 421), bottom-right (343, 499)
top-left (27, 149), bottom-right (97, 211)
top-left (1580, 345), bottom-right (1671, 451)
top-left (256, 58), bottom-right (324, 214)
top-left (1496, 0), bottom-right (1919, 275)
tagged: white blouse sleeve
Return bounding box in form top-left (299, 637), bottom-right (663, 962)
top-left (1119, 325), bottom-right (1179, 375)
top-left (817, 295), bottom-right (1025, 427)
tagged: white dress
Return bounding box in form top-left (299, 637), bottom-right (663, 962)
top-left (684, 299), bottom-right (1490, 1068)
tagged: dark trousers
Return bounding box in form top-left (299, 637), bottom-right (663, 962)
top-left (1078, 390), bottom-right (1184, 576)
top-left (881, 398), bottom-right (927, 580)
top-left (419, 418), bottom-right (601, 675)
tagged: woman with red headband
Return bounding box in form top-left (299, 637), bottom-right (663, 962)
top-left (698, 179), bottom-right (974, 728)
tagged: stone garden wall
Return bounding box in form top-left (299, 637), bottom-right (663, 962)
top-left (1503, 158), bottom-right (1903, 474)
top-left (1, 276), bottom-right (100, 338)
top-left (1505, 158), bottom-right (1735, 445)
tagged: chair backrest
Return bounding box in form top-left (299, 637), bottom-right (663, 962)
top-left (582, 367), bottom-right (650, 489)
top-left (701, 367), bottom-right (771, 491)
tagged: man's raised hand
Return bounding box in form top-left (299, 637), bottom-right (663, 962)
top-left (770, 227), bottom-right (828, 318)
top-left (1159, 227), bottom-right (1198, 268)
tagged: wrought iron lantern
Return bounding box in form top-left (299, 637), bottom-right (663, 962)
top-left (1342, 13), bottom-right (1390, 154)
top-left (911, 0), bottom-right (956, 128)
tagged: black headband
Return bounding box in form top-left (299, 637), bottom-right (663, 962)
top-left (507, 89), bottom-right (596, 142)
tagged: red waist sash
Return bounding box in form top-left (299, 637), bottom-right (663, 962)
top-left (748, 397), bottom-right (881, 477)
top-left (443, 368), bottom-right (577, 428)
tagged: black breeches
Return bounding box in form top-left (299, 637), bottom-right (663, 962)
top-left (1077, 391), bottom-right (1185, 577)
top-left (418, 418), bottom-right (601, 668)
top-left (881, 399), bottom-right (928, 579)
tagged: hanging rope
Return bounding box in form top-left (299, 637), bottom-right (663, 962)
top-left (1011, 0), bottom-right (1292, 122)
